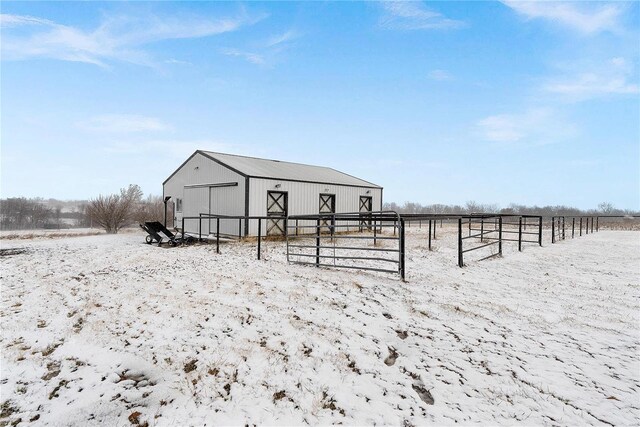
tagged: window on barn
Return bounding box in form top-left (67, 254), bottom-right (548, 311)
top-left (176, 198), bottom-right (183, 212)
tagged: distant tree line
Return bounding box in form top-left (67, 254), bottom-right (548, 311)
top-left (1, 185), bottom-right (166, 232)
top-left (3, 193), bottom-right (636, 233)
top-left (382, 201), bottom-right (639, 217)
top-left (0, 198), bottom-right (59, 230)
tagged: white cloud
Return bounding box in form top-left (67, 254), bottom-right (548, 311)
top-left (222, 29), bottom-right (300, 67)
top-left (428, 69), bottom-right (453, 81)
top-left (220, 48), bottom-right (266, 66)
top-left (502, 1), bottom-right (626, 34)
top-left (265, 29), bottom-right (299, 48)
top-left (543, 57), bottom-right (639, 100)
top-left (545, 74), bottom-right (638, 97)
top-left (0, 10), bottom-right (265, 67)
top-left (476, 108), bottom-right (577, 145)
top-left (78, 115), bottom-right (171, 133)
top-left (0, 14), bottom-right (54, 27)
top-left (164, 58), bottom-right (193, 66)
top-left (379, 1), bottom-right (465, 30)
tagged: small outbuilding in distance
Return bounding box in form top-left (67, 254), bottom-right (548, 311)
top-left (163, 150), bottom-right (383, 237)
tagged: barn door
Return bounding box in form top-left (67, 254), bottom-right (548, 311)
top-left (267, 191), bottom-right (287, 236)
top-left (319, 194), bottom-right (335, 233)
top-left (359, 196), bottom-right (372, 230)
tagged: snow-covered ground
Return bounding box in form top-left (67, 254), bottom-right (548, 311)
top-left (1, 227), bottom-right (638, 425)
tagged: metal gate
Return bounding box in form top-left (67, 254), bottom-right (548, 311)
top-left (286, 211), bottom-right (405, 279)
top-left (267, 191), bottom-right (287, 235)
top-left (359, 196), bottom-right (372, 229)
top-left (319, 194), bottom-right (335, 232)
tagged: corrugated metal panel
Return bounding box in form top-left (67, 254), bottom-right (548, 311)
top-left (163, 152), bottom-right (245, 235)
top-left (183, 187), bottom-right (209, 234)
top-left (247, 178), bottom-right (382, 235)
top-left (201, 151), bottom-right (381, 188)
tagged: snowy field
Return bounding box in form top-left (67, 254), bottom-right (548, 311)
top-left (1, 227), bottom-right (639, 425)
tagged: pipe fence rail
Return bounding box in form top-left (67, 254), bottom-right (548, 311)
top-left (401, 214), bottom-right (463, 250)
top-left (171, 211), bottom-right (639, 280)
top-left (457, 215), bottom-right (502, 267)
top-left (550, 215), bottom-right (640, 243)
top-left (397, 213), bottom-right (543, 267)
top-left (551, 215), bottom-right (596, 243)
top-left (286, 211), bottom-right (406, 279)
top-left (180, 214), bottom-right (287, 259)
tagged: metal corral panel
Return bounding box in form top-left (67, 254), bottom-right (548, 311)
top-left (163, 152), bottom-right (246, 236)
top-left (247, 178), bottom-right (382, 235)
top-left (201, 151), bottom-right (381, 188)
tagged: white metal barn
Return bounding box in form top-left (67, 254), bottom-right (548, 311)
top-left (163, 150), bottom-right (383, 237)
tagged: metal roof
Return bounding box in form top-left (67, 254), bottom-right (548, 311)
top-left (198, 151), bottom-right (382, 188)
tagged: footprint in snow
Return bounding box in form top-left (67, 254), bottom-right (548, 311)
top-left (384, 347), bottom-right (398, 366)
top-left (404, 370), bottom-right (434, 405)
top-left (412, 382), bottom-right (434, 405)
top-left (396, 330), bottom-right (408, 340)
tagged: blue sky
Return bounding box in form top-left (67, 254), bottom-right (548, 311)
top-left (1, 1), bottom-right (639, 209)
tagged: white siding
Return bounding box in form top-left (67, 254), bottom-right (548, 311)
top-left (247, 178), bottom-right (382, 235)
top-left (163, 152), bottom-right (245, 236)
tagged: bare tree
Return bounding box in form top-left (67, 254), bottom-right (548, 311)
top-left (465, 200), bottom-right (481, 214)
top-left (86, 184), bottom-right (143, 234)
top-left (598, 202), bottom-right (615, 215)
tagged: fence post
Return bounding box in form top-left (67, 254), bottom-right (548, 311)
top-left (181, 217), bottom-right (185, 240)
top-left (468, 219), bottom-right (471, 237)
top-left (372, 219), bottom-right (378, 246)
top-left (331, 214), bottom-right (335, 241)
top-left (373, 219), bottom-right (377, 246)
top-left (562, 216), bottom-right (565, 240)
top-left (458, 218), bottom-right (463, 268)
top-left (480, 218), bottom-right (484, 242)
top-left (538, 216), bottom-right (542, 246)
top-left (591, 217), bottom-right (594, 233)
top-left (498, 217), bottom-right (503, 256)
top-left (580, 217), bottom-right (583, 236)
top-left (257, 219), bottom-right (262, 260)
top-left (552, 217), bottom-right (555, 243)
top-left (238, 218), bottom-right (242, 239)
top-left (198, 215), bottom-right (202, 241)
top-left (284, 216), bottom-right (288, 238)
top-left (393, 220), bottom-right (397, 236)
top-left (518, 217), bottom-right (522, 252)
top-left (315, 218), bottom-right (320, 267)
top-left (428, 219), bottom-right (432, 251)
top-left (596, 216), bottom-right (599, 232)
top-left (399, 218), bottom-right (405, 280)
top-left (433, 221), bottom-right (436, 239)
top-left (216, 218), bottom-right (220, 254)
top-left (586, 217), bottom-right (589, 235)
top-left (572, 217), bottom-right (575, 238)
